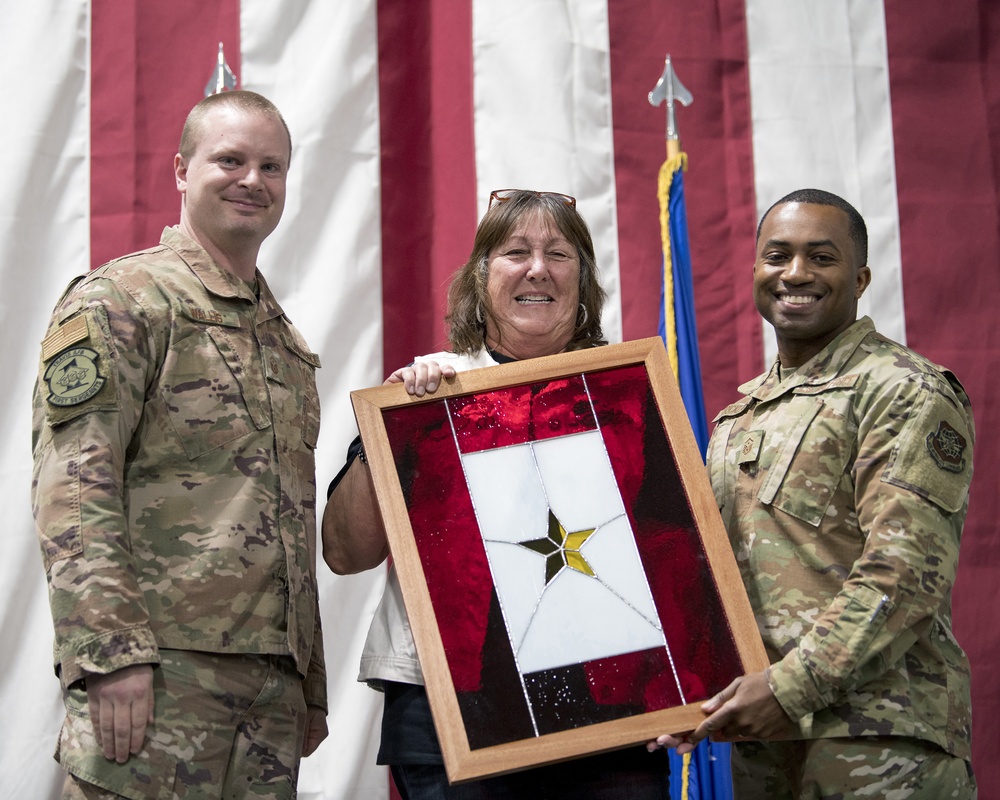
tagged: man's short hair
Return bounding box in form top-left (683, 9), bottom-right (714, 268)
top-left (757, 188), bottom-right (868, 267)
top-left (178, 90), bottom-right (292, 163)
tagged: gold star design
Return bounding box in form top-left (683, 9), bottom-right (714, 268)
top-left (520, 509), bottom-right (597, 585)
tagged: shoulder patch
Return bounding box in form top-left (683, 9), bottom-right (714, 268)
top-left (38, 305), bottom-right (119, 425)
top-left (40, 314), bottom-right (89, 361)
top-left (886, 380), bottom-right (973, 513)
top-left (926, 420), bottom-right (968, 473)
top-left (43, 346), bottom-right (107, 406)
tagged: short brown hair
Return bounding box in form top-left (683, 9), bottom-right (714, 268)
top-left (178, 90), bottom-right (292, 163)
top-left (446, 190), bottom-right (607, 355)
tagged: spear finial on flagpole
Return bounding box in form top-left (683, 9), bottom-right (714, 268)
top-left (204, 42), bottom-right (237, 97)
top-left (648, 55), bottom-right (693, 159)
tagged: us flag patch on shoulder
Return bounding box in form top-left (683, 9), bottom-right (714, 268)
top-left (40, 315), bottom-right (89, 362)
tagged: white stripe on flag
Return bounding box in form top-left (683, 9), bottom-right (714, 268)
top-left (241, 1), bottom-right (389, 797)
top-left (746, 0), bottom-right (906, 364)
top-left (472, 0), bottom-right (624, 344)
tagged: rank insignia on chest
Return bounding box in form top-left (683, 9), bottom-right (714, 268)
top-left (926, 420), bottom-right (967, 473)
top-left (737, 430), bottom-right (763, 465)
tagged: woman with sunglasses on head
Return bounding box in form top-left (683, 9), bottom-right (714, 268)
top-left (322, 190), bottom-right (671, 799)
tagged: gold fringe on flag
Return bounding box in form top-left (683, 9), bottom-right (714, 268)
top-left (657, 150), bottom-right (688, 381)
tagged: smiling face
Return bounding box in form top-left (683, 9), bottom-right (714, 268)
top-left (174, 104), bottom-right (290, 277)
top-left (484, 210), bottom-right (581, 359)
top-left (753, 201), bottom-right (871, 368)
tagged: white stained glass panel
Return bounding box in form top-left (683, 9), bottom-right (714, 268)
top-left (463, 444), bottom-right (549, 544)
top-left (463, 430), bottom-right (665, 675)
top-left (517, 561), bottom-right (664, 674)
top-left (483, 539), bottom-right (547, 650)
top-left (581, 514), bottom-right (661, 630)
top-left (533, 431), bottom-right (626, 532)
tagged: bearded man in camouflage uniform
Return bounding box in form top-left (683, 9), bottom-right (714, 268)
top-left (650, 189), bottom-right (976, 799)
top-left (32, 90), bottom-right (327, 799)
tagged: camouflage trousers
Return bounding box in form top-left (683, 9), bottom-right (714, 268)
top-left (58, 650), bottom-right (307, 800)
top-left (730, 737), bottom-right (975, 800)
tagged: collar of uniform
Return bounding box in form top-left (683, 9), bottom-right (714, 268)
top-left (159, 226), bottom-right (243, 299)
top-left (739, 317), bottom-right (875, 401)
top-left (253, 271), bottom-right (286, 323)
top-left (158, 226), bottom-right (289, 323)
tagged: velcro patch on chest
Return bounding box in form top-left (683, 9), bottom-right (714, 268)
top-left (737, 430), bottom-right (764, 465)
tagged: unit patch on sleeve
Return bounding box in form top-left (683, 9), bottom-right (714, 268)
top-left (43, 346), bottom-right (107, 406)
top-left (926, 420), bottom-right (967, 474)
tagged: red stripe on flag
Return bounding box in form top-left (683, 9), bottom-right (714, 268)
top-left (885, 3), bottom-right (1000, 789)
top-left (91, 1), bottom-right (239, 269)
top-left (608, 0), bottom-right (761, 421)
top-left (376, 1), bottom-right (477, 375)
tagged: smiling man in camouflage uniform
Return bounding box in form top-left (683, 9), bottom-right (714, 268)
top-left (32, 90), bottom-right (327, 799)
top-left (651, 189), bottom-right (976, 798)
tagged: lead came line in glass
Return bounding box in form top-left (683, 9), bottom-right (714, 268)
top-left (581, 372), bottom-right (687, 706)
top-left (445, 394), bottom-right (543, 738)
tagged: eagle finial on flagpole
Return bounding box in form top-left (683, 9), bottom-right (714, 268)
top-left (204, 42), bottom-right (237, 97)
top-left (648, 55), bottom-right (693, 159)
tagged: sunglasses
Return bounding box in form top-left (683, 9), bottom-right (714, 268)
top-left (488, 189), bottom-right (577, 210)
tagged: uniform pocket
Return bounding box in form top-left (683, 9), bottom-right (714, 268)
top-left (160, 325), bottom-right (268, 459)
top-left (35, 437), bottom-right (83, 567)
top-left (272, 328), bottom-right (321, 449)
top-left (761, 387), bottom-right (856, 526)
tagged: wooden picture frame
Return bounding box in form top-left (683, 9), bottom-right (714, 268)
top-left (351, 338), bottom-right (767, 783)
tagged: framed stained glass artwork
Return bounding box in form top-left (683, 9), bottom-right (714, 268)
top-left (351, 337), bottom-right (768, 783)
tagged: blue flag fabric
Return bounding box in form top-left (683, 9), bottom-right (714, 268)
top-left (657, 155), bottom-right (732, 800)
top-left (668, 742), bottom-right (734, 800)
top-left (657, 163), bottom-right (709, 454)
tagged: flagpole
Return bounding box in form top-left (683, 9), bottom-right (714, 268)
top-left (649, 53), bottom-right (723, 799)
top-left (649, 54), bottom-right (692, 159)
top-left (204, 41), bottom-right (238, 96)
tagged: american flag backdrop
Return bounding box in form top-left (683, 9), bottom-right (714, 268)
top-left (3, 1), bottom-right (997, 797)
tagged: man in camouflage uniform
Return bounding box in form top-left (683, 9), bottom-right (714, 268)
top-left (32, 90), bottom-right (327, 799)
top-left (651, 189), bottom-right (975, 798)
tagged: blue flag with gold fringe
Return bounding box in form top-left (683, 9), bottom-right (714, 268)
top-left (651, 55), bottom-right (732, 800)
top-left (657, 144), bottom-right (733, 800)
top-left (656, 152), bottom-right (709, 454)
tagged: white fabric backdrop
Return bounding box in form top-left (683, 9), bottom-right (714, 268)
top-left (2, 3), bottom-right (93, 798)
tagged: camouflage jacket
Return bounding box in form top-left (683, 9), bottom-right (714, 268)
top-left (706, 317), bottom-right (973, 759)
top-left (32, 227), bottom-right (327, 709)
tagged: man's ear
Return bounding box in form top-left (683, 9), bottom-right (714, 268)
top-left (856, 265), bottom-right (872, 298)
top-left (174, 153), bottom-right (187, 192)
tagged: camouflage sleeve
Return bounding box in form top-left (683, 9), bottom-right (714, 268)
top-left (32, 278), bottom-right (161, 687)
top-left (769, 371), bottom-right (974, 719)
top-left (302, 597), bottom-right (328, 710)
